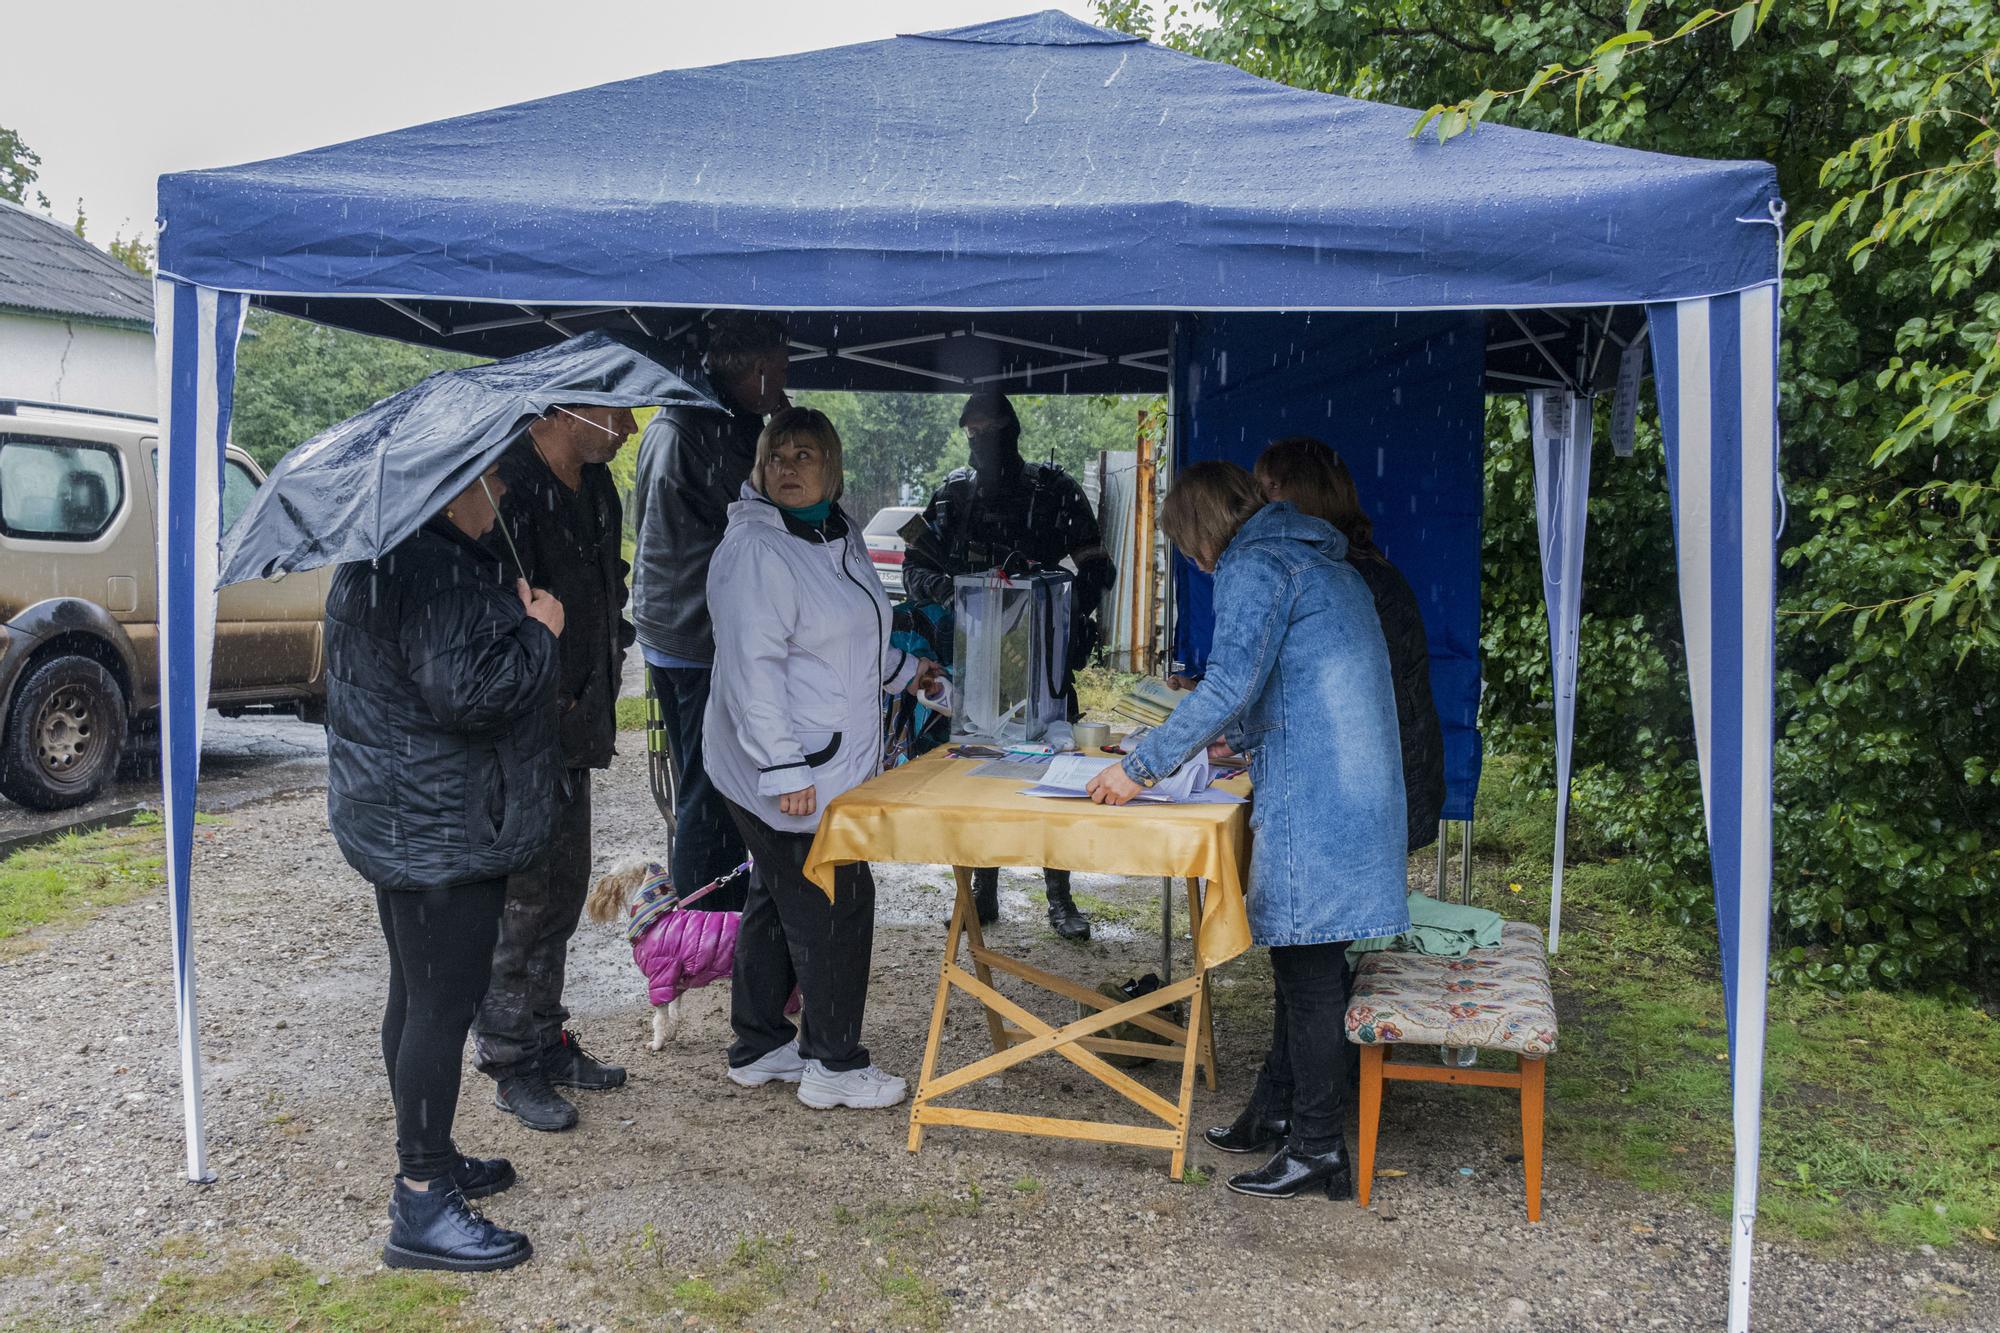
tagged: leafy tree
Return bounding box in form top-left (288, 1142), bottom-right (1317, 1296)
top-left (1099, 0), bottom-right (2000, 991)
top-left (231, 311), bottom-right (477, 470)
top-left (0, 125), bottom-right (46, 209)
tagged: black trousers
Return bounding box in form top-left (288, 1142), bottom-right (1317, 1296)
top-left (723, 799), bottom-right (876, 1073)
top-left (972, 866), bottom-right (1073, 903)
top-left (473, 771), bottom-right (592, 1077)
top-left (652, 664), bottom-right (749, 911)
top-left (376, 881), bottom-right (507, 1181)
top-left (1250, 941), bottom-right (1354, 1155)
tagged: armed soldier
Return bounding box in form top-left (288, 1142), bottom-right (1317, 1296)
top-left (903, 391), bottom-right (1116, 940)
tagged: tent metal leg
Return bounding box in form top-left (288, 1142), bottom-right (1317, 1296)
top-left (1160, 876), bottom-right (1173, 983)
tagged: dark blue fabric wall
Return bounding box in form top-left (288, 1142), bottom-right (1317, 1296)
top-left (1171, 311), bottom-right (1487, 821)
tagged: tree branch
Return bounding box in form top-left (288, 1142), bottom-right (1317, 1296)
top-left (1364, 24), bottom-right (1495, 56)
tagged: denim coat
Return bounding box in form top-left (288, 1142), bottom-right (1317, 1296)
top-left (1124, 504), bottom-right (1410, 948)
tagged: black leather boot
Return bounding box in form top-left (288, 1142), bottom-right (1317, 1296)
top-left (1203, 1098), bottom-right (1292, 1154)
top-left (543, 1028), bottom-right (626, 1091)
top-left (1044, 871), bottom-right (1091, 941)
top-left (449, 1153), bottom-right (516, 1201)
top-left (971, 868), bottom-right (1001, 926)
top-left (1226, 1141), bottom-right (1354, 1201)
top-left (382, 1180), bottom-right (532, 1272)
top-left (493, 1067), bottom-right (578, 1132)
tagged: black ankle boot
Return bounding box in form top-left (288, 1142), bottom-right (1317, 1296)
top-left (449, 1153), bottom-right (516, 1201)
top-left (543, 1028), bottom-right (626, 1091)
top-left (1044, 872), bottom-right (1091, 941)
top-left (1203, 1099), bottom-right (1291, 1154)
top-left (1226, 1141), bottom-right (1354, 1201)
top-left (971, 869), bottom-right (1000, 926)
top-left (383, 1180), bottom-right (532, 1272)
top-left (493, 1068), bottom-right (578, 1132)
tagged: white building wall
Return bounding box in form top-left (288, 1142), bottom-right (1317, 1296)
top-left (0, 313), bottom-right (155, 417)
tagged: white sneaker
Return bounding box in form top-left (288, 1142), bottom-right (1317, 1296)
top-left (727, 1040), bottom-right (807, 1087)
top-left (797, 1060), bottom-right (908, 1110)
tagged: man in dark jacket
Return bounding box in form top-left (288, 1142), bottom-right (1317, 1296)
top-left (903, 392), bottom-right (1116, 940)
top-left (629, 313), bottom-right (790, 911)
top-left (473, 402), bottom-right (638, 1133)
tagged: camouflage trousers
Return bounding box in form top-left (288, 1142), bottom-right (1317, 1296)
top-left (472, 770), bottom-right (592, 1078)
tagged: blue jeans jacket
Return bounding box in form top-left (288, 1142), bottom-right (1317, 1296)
top-left (1126, 504), bottom-right (1410, 947)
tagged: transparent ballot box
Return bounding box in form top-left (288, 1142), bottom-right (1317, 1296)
top-left (950, 570), bottom-right (1072, 744)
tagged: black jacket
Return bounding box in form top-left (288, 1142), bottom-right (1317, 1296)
top-left (629, 400), bottom-right (765, 665)
top-left (1350, 545), bottom-right (1447, 851)
top-left (903, 461), bottom-right (1115, 676)
top-left (496, 439), bottom-right (632, 770)
top-left (324, 519), bottom-right (562, 891)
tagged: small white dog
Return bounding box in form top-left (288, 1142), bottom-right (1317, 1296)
top-left (586, 858), bottom-right (746, 1050)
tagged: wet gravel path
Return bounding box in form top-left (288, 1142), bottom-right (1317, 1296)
top-left (1, 749), bottom-right (1994, 1330)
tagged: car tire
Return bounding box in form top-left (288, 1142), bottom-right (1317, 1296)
top-left (0, 655), bottom-right (129, 811)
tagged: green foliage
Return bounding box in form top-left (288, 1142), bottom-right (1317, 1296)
top-left (0, 124), bottom-right (45, 208)
top-left (0, 814), bottom-right (167, 945)
top-left (795, 390), bottom-right (1148, 521)
top-left (1103, 0), bottom-right (2000, 992)
top-left (127, 1253), bottom-right (476, 1331)
top-left (232, 311), bottom-right (480, 471)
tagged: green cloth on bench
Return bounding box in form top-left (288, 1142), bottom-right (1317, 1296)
top-left (1348, 892), bottom-right (1505, 959)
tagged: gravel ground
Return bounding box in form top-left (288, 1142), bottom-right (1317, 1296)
top-left (1, 748), bottom-right (1994, 1331)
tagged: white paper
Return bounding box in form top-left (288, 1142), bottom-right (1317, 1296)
top-left (1021, 753), bottom-right (1243, 805)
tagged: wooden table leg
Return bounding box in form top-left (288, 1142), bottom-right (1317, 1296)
top-left (1185, 877), bottom-right (1217, 1089)
top-left (955, 865), bottom-right (1008, 1055)
top-left (909, 868), bottom-right (974, 1153)
top-left (1169, 958), bottom-right (1208, 1180)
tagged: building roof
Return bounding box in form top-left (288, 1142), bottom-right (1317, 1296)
top-left (0, 200), bottom-right (152, 329)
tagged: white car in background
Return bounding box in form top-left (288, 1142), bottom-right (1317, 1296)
top-left (862, 505), bottom-right (922, 596)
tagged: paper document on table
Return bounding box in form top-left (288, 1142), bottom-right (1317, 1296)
top-left (1022, 753), bottom-right (1243, 804)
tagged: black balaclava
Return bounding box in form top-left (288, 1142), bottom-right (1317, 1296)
top-left (961, 391), bottom-right (1023, 491)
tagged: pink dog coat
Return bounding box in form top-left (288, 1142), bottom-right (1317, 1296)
top-left (625, 863), bottom-right (797, 1014)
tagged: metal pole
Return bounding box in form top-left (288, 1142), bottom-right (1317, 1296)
top-left (1434, 820), bottom-right (1448, 900)
top-left (1160, 876), bottom-right (1174, 983)
top-left (1460, 816), bottom-right (1474, 905)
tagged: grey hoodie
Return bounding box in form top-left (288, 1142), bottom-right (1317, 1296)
top-left (702, 484), bottom-right (920, 834)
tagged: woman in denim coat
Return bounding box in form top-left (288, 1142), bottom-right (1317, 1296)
top-left (1089, 461), bottom-right (1408, 1202)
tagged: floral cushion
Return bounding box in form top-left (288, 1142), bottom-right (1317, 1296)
top-left (1345, 921), bottom-right (1558, 1056)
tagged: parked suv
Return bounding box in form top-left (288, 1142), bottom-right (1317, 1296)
top-left (0, 399), bottom-right (327, 810)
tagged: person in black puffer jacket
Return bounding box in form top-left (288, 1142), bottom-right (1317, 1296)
top-left (324, 461), bottom-right (565, 1275)
top-left (1255, 437), bottom-right (1447, 853)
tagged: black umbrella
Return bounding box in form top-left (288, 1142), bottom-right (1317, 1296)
top-left (218, 328), bottom-right (717, 586)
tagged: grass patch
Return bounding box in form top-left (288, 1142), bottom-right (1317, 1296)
top-left (635, 1233), bottom-right (791, 1327)
top-left (615, 695), bottom-right (648, 732)
top-left (877, 1265), bottom-right (948, 1330)
top-left (126, 1254), bottom-right (476, 1332)
top-left (832, 1195), bottom-right (982, 1247)
top-left (1464, 758), bottom-right (2000, 1249)
top-left (0, 811), bottom-right (220, 947)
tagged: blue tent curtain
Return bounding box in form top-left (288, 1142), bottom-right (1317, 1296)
top-left (1647, 285), bottom-right (1780, 1333)
top-left (152, 277), bottom-right (246, 1183)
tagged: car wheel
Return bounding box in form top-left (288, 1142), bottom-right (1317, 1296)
top-left (0, 655), bottom-right (129, 811)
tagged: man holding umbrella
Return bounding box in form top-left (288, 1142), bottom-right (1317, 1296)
top-left (474, 402), bottom-right (639, 1132)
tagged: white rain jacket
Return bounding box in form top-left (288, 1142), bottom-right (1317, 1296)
top-left (704, 483), bottom-right (919, 834)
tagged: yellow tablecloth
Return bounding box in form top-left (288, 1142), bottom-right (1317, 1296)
top-left (804, 753), bottom-right (1252, 971)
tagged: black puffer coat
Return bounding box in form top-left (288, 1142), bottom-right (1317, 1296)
top-left (324, 519), bottom-right (562, 891)
top-left (1349, 544), bottom-right (1447, 852)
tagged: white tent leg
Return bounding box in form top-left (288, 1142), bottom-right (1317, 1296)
top-left (1530, 391), bottom-right (1593, 954)
top-left (155, 278), bottom-right (247, 1183)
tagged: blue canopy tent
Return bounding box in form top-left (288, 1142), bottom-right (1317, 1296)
top-left (154, 11), bottom-right (1780, 1326)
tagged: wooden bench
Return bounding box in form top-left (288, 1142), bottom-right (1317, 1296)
top-left (1344, 920), bottom-right (1558, 1221)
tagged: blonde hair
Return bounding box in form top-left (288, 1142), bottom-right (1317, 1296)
top-left (1160, 461), bottom-right (1266, 568)
top-left (1255, 436), bottom-right (1373, 549)
top-left (754, 406), bottom-right (844, 501)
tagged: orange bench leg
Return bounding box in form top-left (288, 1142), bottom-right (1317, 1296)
top-left (1521, 1055), bottom-right (1546, 1223)
top-left (1355, 1043), bottom-right (1385, 1209)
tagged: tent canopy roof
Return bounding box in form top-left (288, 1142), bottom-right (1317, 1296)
top-left (158, 10), bottom-right (1779, 381)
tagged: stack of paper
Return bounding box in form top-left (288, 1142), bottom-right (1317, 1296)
top-left (1021, 753), bottom-right (1243, 805)
top-left (1109, 677), bottom-right (1190, 728)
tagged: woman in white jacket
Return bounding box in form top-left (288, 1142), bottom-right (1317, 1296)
top-left (704, 407), bottom-right (937, 1110)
